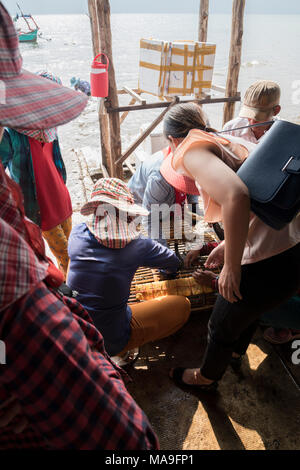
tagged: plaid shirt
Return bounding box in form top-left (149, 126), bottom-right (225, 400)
top-left (0, 165), bottom-right (159, 450)
top-left (0, 128), bottom-right (67, 226)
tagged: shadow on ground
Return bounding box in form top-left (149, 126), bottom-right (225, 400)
top-left (127, 311), bottom-right (300, 450)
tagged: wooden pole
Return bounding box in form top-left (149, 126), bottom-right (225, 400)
top-left (88, 0), bottom-right (100, 56)
top-left (105, 95), bottom-right (240, 114)
top-left (198, 0), bottom-right (209, 42)
top-left (116, 98), bottom-right (179, 166)
top-left (89, 0), bottom-right (111, 173)
top-left (96, 0), bottom-right (122, 178)
top-left (223, 0), bottom-right (245, 126)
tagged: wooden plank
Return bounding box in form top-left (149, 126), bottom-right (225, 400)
top-left (117, 88), bottom-right (140, 95)
top-left (106, 95), bottom-right (240, 114)
top-left (211, 84), bottom-right (226, 94)
top-left (122, 86), bottom-right (146, 104)
top-left (120, 97), bottom-right (137, 125)
top-left (223, 0), bottom-right (246, 126)
top-left (124, 160), bottom-right (135, 175)
top-left (116, 98), bottom-right (179, 166)
top-left (198, 0), bottom-right (209, 43)
top-left (96, 0), bottom-right (122, 178)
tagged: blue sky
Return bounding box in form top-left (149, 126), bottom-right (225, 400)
top-left (3, 0), bottom-right (300, 15)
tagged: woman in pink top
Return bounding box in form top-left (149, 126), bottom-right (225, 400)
top-left (161, 103), bottom-right (300, 391)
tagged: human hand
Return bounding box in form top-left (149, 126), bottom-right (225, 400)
top-left (0, 395), bottom-right (28, 434)
top-left (184, 249), bottom-right (201, 269)
top-left (192, 269), bottom-right (217, 288)
top-left (205, 243), bottom-right (225, 269)
top-left (218, 264), bottom-right (242, 303)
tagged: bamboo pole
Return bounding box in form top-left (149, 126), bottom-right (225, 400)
top-left (96, 0), bottom-right (122, 178)
top-left (223, 0), bottom-right (245, 126)
top-left (198, 0), bottom-right (209, 42)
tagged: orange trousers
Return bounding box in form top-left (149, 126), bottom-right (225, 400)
top-left (117, 295), bottom-right (191, 355)
top-left (42, 216), bottom-right (72, 280)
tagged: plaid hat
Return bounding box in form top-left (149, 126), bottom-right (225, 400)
top-left (160, 147), bottom-right (200, 196)
top-left (239, 80), bottom-right (281, 121)
top-left (0, 2), bottom-right (88, 130)
top-left (17, 71), bottom-right (62, 142)
top-left (81, 178), bottom-right (149, 217)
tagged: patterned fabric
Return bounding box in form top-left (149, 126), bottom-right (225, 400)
top-left (0, 3), bottom-right (88, 130)
top-left (0, 282), bottom-right (159, 449)
top-left (82, 178), bottom-right (144, 249)
top-left (18, 127), bottom-right (58, 143)
top-left (17, 72), bottom-right (62, 142)
top-left (0, 216), bottom-right (47, 312)
top-left (87, 210), bottom-right (139, 249)
top-left (0, 161), bottom-right (63, 298)
top-left (42, 216), bottom-right (72, 277)
top-left (0, 161), bottom-right (159, 449)
top-left (0, 128), bottom-right (67, 227)
top-left (81, 178), bottom-right (136, 216)
top-left (0, 2), bottom-right (23, 79)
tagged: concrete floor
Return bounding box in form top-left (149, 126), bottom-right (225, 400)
top-left (127, 311), bottom-right (300, 450)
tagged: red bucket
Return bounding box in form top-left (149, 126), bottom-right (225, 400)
top-left (90, 53), bottom-right (109, 98)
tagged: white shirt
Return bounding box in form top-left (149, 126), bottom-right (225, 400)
top-left (222, 117), bottom-right (262, 143)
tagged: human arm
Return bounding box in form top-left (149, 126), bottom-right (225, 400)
top-left (183, 146), bottom-right (250, 302)
top-left (184, 242), bottom-right (219, 269)
top-left (141, 238), bottom-right (181, 273)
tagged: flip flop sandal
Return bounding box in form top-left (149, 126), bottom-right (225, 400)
top-left (170, 367), bottom-right (218, 392)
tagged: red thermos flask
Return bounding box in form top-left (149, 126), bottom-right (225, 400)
top-left (90, 53), bottom-right (109, 98)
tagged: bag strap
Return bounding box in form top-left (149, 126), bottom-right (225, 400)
top-left (216, 120), bottom-right (275, 134)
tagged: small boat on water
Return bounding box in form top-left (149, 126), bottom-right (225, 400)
top-left (13, 3), bottom-right (40, 43)
top-left (18, 26), bottom-right (39, 43)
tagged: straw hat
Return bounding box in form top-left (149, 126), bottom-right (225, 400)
top-left (160, 150), bottom-right (200, 196)
top-left (0, 3), bottom-right (88, 130)
top-left (239, 80), bottom-right (281, 121)
top-left (81, 178), bottom-right (149, 217)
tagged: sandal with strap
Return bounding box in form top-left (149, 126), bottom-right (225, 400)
top-left (169, 367), bottom-right (218, 391)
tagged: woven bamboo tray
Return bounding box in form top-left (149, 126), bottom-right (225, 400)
top-left (129, 231), bottom-right (219, 312)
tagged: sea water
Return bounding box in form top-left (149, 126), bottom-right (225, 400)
top-left (19, 13), bottom-right (300, 157)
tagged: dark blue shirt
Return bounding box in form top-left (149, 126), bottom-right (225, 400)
top-left (67, 223), bottom-right (180, 355)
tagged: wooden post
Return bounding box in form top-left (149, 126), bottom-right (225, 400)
top-left (198, 0), bottom-right (209, 42)
top-left (223, 0), bottom-right (245, 126)
top-left (89, 0), bottom-right (110, 174)
top-left (88, 0), bottom-right (100, 56)
top-left (96, 0), bottom-right (122, 178)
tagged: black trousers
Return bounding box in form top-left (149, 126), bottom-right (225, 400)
top-left (201, 243), bottom-right (300, 381)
